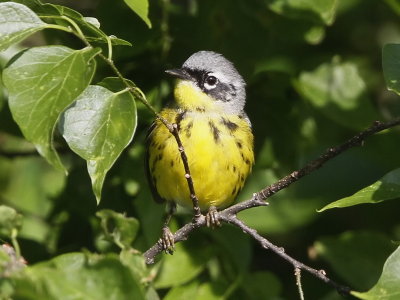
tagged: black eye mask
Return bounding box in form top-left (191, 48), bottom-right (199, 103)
top-left (183, 67), bottom-right (237, 102)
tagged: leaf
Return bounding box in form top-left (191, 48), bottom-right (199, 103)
top-left (84, 17), bottom-right (100, 28)
top-left (11, 252), bottom-right (146, 299)
top-left (119, 250), bottom-right (149, 284)
top-left (164, 281), bottom-right (200, 300)
top-left (319, 168), bottom-right (400, 211)
top-left (123, 0), bottom-right (152, 28)
top-left (267, 0), bottom-right (337, 25)
top-left (242, 271), bottom-right (282, 299)
top-left (3, 157), bottom-right (65, 243)
top-left (96, 209), bottom-right (139, 249)
top-left (154, 237), bottom-right (213, 289)
top-left (315, 231), bottom-right (396, 290)
top-left (6, 0), bottom-right (131, 48)
top-left (0, 2), bottom-right (48, 51)
top-left (3, 46), bottom-right (99, 172)
top-left (382, 44), bottom-right (400, 95)
top-left (385, 0), bottom-right (400, 16)
top-left (0, 205), bottom-right (22, 237)
top-left (352, 246), bottom-right (400, 299)
top-left (295, 58), bottom-right (379, 130)
top-left (60, 82), bottom-right (137, 203)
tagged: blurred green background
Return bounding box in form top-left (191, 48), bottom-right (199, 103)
top-left (1, 0), bottom-right (400, 299)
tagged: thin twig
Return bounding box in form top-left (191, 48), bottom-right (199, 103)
top-left (225, 118), bottom-right (400, 215)
top-left (295, 268), bottom-right (305, 300)
top-left (221, 216), bottom-right (351, 295)
top-left (169, 124), bottom-right (202, 217)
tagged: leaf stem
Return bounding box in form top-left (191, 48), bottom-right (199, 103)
top-left (44, 24), bottom-right (74, 34)
top-left (10, 228), bottom-right (21, 258)
top-left (105, 35), bottom-right (113, 61)
top-left (59, 15), bottom-right (86, 41)
top-left (295, 268), bottom-right (305, 300)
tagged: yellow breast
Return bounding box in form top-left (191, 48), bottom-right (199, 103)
top-left (148, 108), bottom-right (254, 211)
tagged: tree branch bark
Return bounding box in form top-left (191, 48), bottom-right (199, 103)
top-left (144, 118), bottom-right (400, 296)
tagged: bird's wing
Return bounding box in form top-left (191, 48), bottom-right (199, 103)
top-left (145, 121), bottom-right (166, 204)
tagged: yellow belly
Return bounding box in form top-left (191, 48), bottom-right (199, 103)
top-left (148, 109), bottom-right (254, 211)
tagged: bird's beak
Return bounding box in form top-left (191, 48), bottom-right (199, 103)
top-left (165, 68), bottom-right (192, 81)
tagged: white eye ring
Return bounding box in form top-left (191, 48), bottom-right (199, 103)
top-left (204, 75), bottom-right (218, 90)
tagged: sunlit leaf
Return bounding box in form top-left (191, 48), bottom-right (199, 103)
top-left (2, 156), bottom-right (65, 243)
top-left (123, 0), bottom-right (152, 28)
top-left (3, 46), bottom-right (100, 172)
top-left (11, 252), bottom-right (146, 299)
top-left (7, 0), bottom-right (131, 48)
top-left (295, 58), bottom-right (379, 130)
top-left (268, 0), bottom-right (337, 25)
top-left (319, 168), bottom-right (400, 211)
top-left (0, 2), bottom-right (48, 51)
top-left (0, 205), bottom-right (22, 237)
top-left (96, 209), bottom-right (139, 249)
top-left (60, 83), bottom-right (137, 203)
top-left (352, 246), bottom-right (400, 299)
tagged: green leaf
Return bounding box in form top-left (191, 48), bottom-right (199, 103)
top-left (295, 58), bottom-right (379, 130)
top-left (242, 271), bottom-right (282, 299)
top-left (3, 157), bottom-right (65, 243)
top-left (267, 0), bottom-right (337, 25)
top-left (384, 0), bottom-right (400, 16)
top-left (352, 246), bottom-right (400, 299)
top-left (96, 209), bottom-right (139, 249)
top-left (0, 205), bottom-right (22, 237)
top-left (155, 238), bottom-right (213, 289)
top-left (123, 0), bottom-right (152, 28)
top-left (3, 46), bottom-right (100, 172)
top-left (382, 44), bottom-right (400, 95)
top-left (319, 168), bottom-right (400, 211)
top-left (60, 82), bottom-right (137, 203)
top-left (0, 2), bottom-right (48, 51)
top-left (315, 231), bottom-right (396, 290)
top-left (11, 252), bottom-right (146, 299)
top-left (6, 0), bottom-right (131, 48)
top-left (164, 281), bottom-right (200, 300)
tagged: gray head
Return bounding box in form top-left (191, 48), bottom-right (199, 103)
top-left (166, 51), bottom-right (246, 114)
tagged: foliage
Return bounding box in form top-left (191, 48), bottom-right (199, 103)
top-left (0, 0), bottom-right (400, 299)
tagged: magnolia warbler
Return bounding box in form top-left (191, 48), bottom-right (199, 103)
top-left (146, 51), bottom-right (254, 243)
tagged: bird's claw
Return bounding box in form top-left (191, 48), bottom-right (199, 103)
top-left (205, 206), bottom-right (221, 228)
top-left (160, 226), bottom-right (175, 254)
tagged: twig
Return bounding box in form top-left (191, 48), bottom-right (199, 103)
top-left (144, 118), bottom-right (400, 295)
top-left (295, 268), bottom-right (305, 300)
top-left (222, 216), bottom-right (350, 295)
top-left (169, 124), bottom-right (202, 217)
top-left (225, 118), bottom-right (400, 215)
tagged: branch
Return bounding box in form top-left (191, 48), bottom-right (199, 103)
top-left (169, 124), bottom-right (202, 217)
top-left (144, 118), bottom-right (400, 295)
top-left (226, 118), bottom-right (400, 215)
top-left (222, 215), bottom-right (351, 296)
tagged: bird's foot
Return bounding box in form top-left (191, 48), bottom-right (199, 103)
top-left (160, 226), bottom-right (175, 254)
top-left (205, 206), bottom-right (221, 228)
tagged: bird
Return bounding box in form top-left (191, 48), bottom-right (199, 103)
top-left (145, 51), bottom-right (254, 251)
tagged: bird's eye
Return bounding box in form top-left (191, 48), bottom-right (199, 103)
top-left (204, 75), bottom-right (218, 89)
